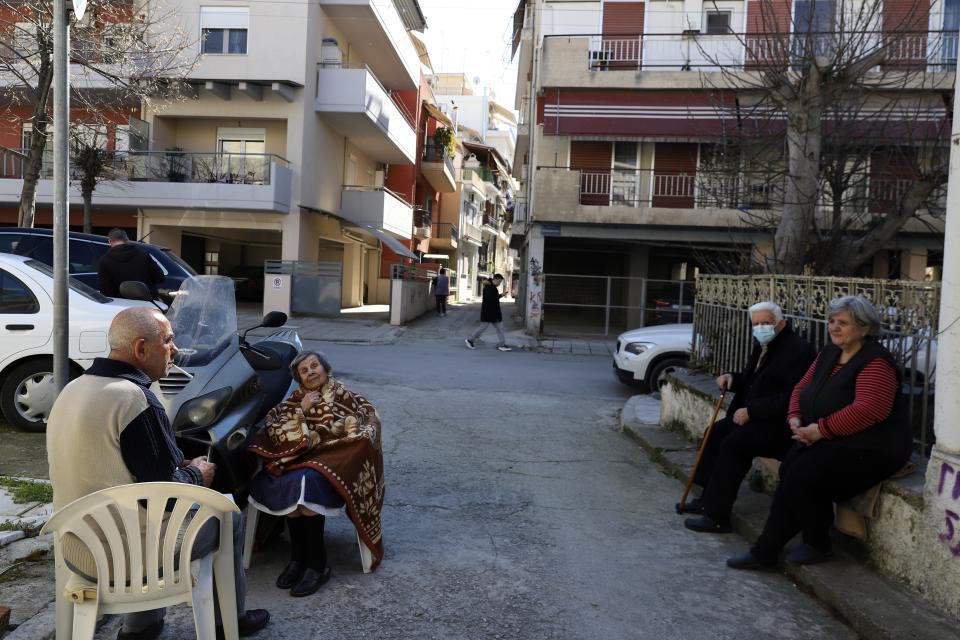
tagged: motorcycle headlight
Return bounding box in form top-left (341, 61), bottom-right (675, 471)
top-left (177, 387), bottom-right (232, 429)
top-left (625, 342), bottom-right (652, 355)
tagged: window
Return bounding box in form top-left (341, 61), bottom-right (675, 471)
top-left (11, 22), bottom-right (37, 58)
top-left (0, 269), bottom-right (39, 314)
top-left (704, 11), bottom-right (732, 35)
top-left (201, 7), bottom-right (249, 54)
top-left (68, 240), bottom-right (108, 275)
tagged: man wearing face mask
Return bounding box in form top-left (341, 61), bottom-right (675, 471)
top-left (682, 301), bottom-right (816, 534)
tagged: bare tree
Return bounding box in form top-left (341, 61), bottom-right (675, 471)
top-left (0, 0), bottom-right (198, 227)
top-left (693, 0), bottom-right (949, 275)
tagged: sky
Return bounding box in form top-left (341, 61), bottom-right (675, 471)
top-left (417, 0), bottom-right (520, 108)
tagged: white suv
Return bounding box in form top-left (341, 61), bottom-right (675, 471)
top-left (613, 323), bottom-right (693, 392)
top-left (0, 254), bottom-right (150, 431)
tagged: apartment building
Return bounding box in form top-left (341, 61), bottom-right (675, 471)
top-left (433, 72), bottom-right (519, 168)
top-left (0, 0), bottom-right (441, 313)
top-left (511, 0), bottom-right (951, 335)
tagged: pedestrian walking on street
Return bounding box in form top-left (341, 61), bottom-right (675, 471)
top-left (465, 273), bottom-right (511, 351)
top-left (98, 228), bottom-right (164, 299)
top-left (433, 267), bottom-right (450, 316)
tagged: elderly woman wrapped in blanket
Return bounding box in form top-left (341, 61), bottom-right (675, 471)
top-left (247, 351), bottom-right (385, 597)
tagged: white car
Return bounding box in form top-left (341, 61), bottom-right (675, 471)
top-left (613, 323), bottom-right (693, 392)
top-left (0, 254), bottom-right (151, 431)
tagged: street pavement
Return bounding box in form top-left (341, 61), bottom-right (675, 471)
top-left (0, 302), bottom-right (854, 639)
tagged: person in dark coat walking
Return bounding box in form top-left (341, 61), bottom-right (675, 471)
top-left (465, 274), bottom-right (511, 352)
top-left (98, 228), bottom-right (164, 298)
top-left (682, 301), bottom-right (816, 533)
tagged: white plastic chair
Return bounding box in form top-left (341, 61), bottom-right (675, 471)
top-left (242, 501), bottom-right (373, 573)
top-left (40, 482), bottom-right (241, 640)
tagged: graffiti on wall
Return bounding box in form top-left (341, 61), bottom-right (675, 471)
top-left (937, 462), bottom-right (960, 556)
top-left (528, 257), bottom-right (544, 324)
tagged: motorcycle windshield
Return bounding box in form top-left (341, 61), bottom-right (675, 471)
top-left (167, 276), bottom-right (238, 368)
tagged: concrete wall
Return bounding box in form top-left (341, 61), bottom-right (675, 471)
top-left (389, 278), bottom-right (432, 325)
top-left (661, 373), bottom-right (960, 621)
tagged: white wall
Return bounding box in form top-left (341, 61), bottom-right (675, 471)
top-left (541, 1), bottom-right (602, 36)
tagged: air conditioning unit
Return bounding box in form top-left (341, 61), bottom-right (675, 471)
top-left (373, 170), bottom-right (385, 188)
top-left (320, 38), bottom-right (342, 68)
top-left (413, 225), bottom-right (432, 239)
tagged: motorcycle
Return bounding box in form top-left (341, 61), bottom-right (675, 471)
top-left (123, 275), bottom-right (302, 495)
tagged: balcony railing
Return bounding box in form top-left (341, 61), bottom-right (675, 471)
top-left (463, 165), bottom-right (496, 185)
top-left (431, 221), bottom-right (458, 244)
top-left (318, 60), bottom-right (416, 128)
top-left (0, 148), bottom-right (290, 185)
top-left (570, 167), bottom-right (942, 212)
top-left (572, 30), bottom-right (959, 71)
top-left (423, 142), bottom-right (456, 176)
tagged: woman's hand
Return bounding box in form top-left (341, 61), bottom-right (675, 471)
top-left (791, 423), bottom-right (824, 446)
top-left (300, 390), bottom-right (321, 413)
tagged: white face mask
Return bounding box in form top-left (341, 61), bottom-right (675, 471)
top-left (752, 324), bottom-right (777, 345)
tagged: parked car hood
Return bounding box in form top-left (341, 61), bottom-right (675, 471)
top-left (618, 323), bottom-right (694, 343)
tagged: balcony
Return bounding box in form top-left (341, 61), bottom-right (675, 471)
top-left (541, 31), bottom-right (958, 89)
top-left (319, 0), bottom-right (420, 90)
top-left (431, 222), bottom-right (458, 249)
top-left (341, 185), bottom-right (413, 239)
top-left (421, 142), bottom-right (456, 193)
top-left (316, 65), bottom-right (416, 164)
top-left (461, 220), bottom-right (482, 246)
top-left (0, 150), bottom-right (292, 212)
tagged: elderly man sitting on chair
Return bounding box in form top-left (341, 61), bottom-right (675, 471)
top-left (47, 307), bottom-right (270, 640)
top-left (681, 301), bottom-right (816, 534)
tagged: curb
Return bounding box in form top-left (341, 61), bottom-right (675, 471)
top-left (619, 398), bottom-right (959, 640)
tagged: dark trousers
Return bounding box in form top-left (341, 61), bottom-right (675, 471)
top-left (436, 295), bottom-right (447, 314)
top-left (751, 441), bottom-right (903, 564)
top-left (694, 416), bottom-right (793, 523)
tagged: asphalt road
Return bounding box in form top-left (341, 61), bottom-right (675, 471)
top-left (5, 312), bottom-right (854, 639)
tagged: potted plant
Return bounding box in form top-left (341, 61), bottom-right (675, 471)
top-left (165, 147), bottom-right (188, 182)
top-left (432, 126), bottom-right (455, 159)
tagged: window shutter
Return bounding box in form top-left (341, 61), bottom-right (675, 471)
top-left (653, 143), bottom-right (697, 208)
top-left (571, 141), bottom-right (613, 206)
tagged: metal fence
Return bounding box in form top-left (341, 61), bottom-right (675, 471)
top-left (692, 274), bottom-right (940, 455)
top-left (541, 273), bottom-right (694, 336)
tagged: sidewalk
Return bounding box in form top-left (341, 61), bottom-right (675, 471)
top-left (239, 301), bottom-right (615, 355)
top-left (619, 395), bottom-right (959, 640)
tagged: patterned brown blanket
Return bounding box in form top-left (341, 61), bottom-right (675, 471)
top-left (247, 378), bottom-right (385, 570)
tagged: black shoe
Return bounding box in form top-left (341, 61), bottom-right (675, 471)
top-left (726, 551), bottom-right (774, 571)
top-left (217, 609), bottom-right (271, 639)
top-left (684, 515), bottom-right (732, 533)
top-left (290, 566), bottom-right (332, 597)
top-left (275, 560), bottom-right (306, 589)
top-left (676, 498), bottom-right (705, 515)
top-left (785, 544), bottom-right (834, 565)
top-left (118, 621), bottom-right (164, 640)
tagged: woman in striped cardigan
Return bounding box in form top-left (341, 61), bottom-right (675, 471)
top-left (727, 295), bottom-right (912, 569)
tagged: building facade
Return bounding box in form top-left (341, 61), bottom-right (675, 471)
top-left (511, 0), bottom-right (951, 335)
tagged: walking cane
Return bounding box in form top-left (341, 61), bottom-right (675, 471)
top-left (675, 390), bottom-right (727, 514)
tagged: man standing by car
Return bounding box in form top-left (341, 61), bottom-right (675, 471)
top-left (98, 228), bottom-right (164, 298)
top-left (681, 301), bottom-right (816, 534)
top-left (47, 307), bottom-right (270, 640)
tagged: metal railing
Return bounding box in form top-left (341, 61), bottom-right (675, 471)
top-left (390, 264), bottom-right (435, 281)
top-left (692, 273), bottom-right (940, 456)
top-left (463, 165), bottom-right (497, 185)
top-left (431, 221), bottom-right (458, 244)
top-left (566, 167), bottom-right (943, 212)
top-left (541, 273), bottom-right (695, 336)
top-left (0, 148), bottom-right (289, 185)
top-left (573, 30), bottom-right (959, 70)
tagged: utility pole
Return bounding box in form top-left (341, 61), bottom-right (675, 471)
top-left (53, 0), bottom-right (83, 393)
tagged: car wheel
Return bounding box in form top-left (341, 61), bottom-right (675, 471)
top-left (647, 357), bottom-right (688, 393)
top-left (1, 360), bottom-right (62, 432)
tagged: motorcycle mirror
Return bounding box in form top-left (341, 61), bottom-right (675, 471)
top-left (118, 280), bottom-right (152, 301)
top-left (261, 311), bottom-right (287, 328)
